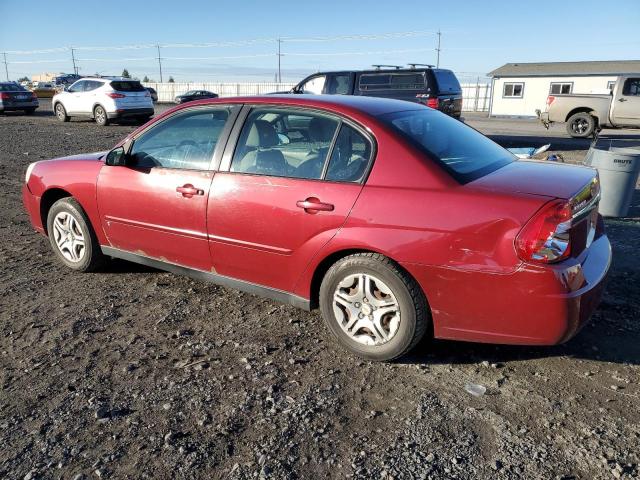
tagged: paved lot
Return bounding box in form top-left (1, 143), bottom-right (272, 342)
top-left (0, 104), bottom-right (639, 480)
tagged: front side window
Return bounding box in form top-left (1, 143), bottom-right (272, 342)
top-left (549, 82), bottom-right (572, 94)
top-left (85, 81), bottom-right (102, 92)
top-left (68, 81), bottom-right (86, 93)
top-left (503, 82), bottom-right (524, 98)
top-left (381, 108), bottom-right (514, 183)
top-left (299, 76), bottom-right (326, 94)
top-left (130, 108), bottom-right (230, 170)
top-left (230, 108), bottom-right (339, 179)
top-left (623, 78), bottom-right (640, 96)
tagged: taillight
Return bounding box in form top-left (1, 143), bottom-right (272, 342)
top-left (106, 93), bottom-right (126, 99)
top-left (426, 97), bottom-right (439, 109)
top-left (0, 92), bottom-right (10, 100)
top-left (515, 199), bottom-right (572, 263)
top-left (144, 91), bottom-right (150, 97)
top-left (546, 95), bottom-right (555, 106)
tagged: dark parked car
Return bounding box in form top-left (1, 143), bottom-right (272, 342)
top-left (54, 74), bottom-right (81, 87)
top-left (174, 90), bottom-right (218, 104)
top-left (22, 95), bottom-right (609, 361)
top-left (0, 82), bottom-right (38, 114)
top-left (288, 65), bottom-right (463, 118)
top-left (146, 87), bottom-right (158, 102)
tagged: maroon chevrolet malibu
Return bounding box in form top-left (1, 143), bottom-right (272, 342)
top-left (22, 95), bottom-right (611, 361)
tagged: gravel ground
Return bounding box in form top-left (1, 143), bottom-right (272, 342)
top-left (1, 105), bottom-right (639, 480)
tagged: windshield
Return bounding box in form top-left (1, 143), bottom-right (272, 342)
top-left (110, 81), bottom-right (145, 92)
top-left (380, 109), bottom-right (514, 183)
top-left (0, 83), bottom-right (26, 92)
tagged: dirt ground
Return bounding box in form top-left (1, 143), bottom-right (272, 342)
top-left (1, 105), bottom-right (639, 480)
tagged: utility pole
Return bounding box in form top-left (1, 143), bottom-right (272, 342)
top-left (435, 30), bottom-right (441, 68)
top-left (71, 47), bottom-right (78, 75)
top-left (156, 45), bottom-right (163, 83)
top-left (276, 38), bottom-right (282, 83)
top-left (2, 53), bottom-right (8, 81)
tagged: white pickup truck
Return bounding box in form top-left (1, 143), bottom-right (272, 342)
top-left (537, 75), bottom-right (640, 138)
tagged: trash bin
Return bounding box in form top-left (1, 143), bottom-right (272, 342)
top-left (584, 144), bottom-right (640, 217)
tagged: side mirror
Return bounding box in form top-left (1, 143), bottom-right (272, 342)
top-left (63, 85), bottom-right (70, 92)
top-left (105, 146), bottom-right (127, 166)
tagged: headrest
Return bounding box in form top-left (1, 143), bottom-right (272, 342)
top-left (309, 117), bottom-right (336, 143)
top-left (245, 120), bottom-right (279, 148)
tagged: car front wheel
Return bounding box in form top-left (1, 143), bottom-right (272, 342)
top-left (46, 198), bottom-right (105, 272)
top-left (319, 253), bottom-right (429, 361)
top-left (55, 103), bottom-right (69, 122)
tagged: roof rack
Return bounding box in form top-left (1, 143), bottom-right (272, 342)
top-left (407, 63), bottom-right (435, 69)
top-left (372, 64), bottom-right (402, 70)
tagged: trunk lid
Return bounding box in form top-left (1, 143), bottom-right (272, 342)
top-left (470, 159), bottom-right (598, 199)
top-left (471, 160), bottom-right (601, 262)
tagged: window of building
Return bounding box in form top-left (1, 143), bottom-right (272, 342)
top-left (503, 82), bottom-right (524, 98)
top-left (549, 82), bottom-right (573, 95)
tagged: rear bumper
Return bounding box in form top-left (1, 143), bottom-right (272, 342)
top-left (107, 107), bottom-right (154, 119)
top-left (0, 101), bottom-right (39, 111)
top-left (536, 109), bottom-right (551, 128)
top-left (22, 184), bottom-right (45, 234)
top-left (402, 234), bottom-right (611, 345)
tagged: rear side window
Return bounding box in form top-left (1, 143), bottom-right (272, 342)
top-left (433, 70), bottom-right (461, 94)
top-left (110, 81), bottom-right (145, 92)
top-left (325, 125), bottom-right (371, 183)
top-left (381, 109), bottom-right (514, 183)
top-left (359, 73), bottom-right (426, 91)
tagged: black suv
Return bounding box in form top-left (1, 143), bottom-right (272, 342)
top-left (288, 65), bottom-right (463, 118)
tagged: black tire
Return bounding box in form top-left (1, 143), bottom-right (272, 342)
top-left (46, 197), bottom-right (105, 272)
top-left (566, 112), bottom-right (596, 138)
top-left (24, 108), bottom-right (36, 115)
top-left (54, 102), bottom-right (69, 122)
top-left (319, 253), bottom-right (429, 361)
top-left (93, 105), bottom-right (109, 126)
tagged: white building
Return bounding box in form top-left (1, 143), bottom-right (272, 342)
top-left (487, 60), bottom-right (640, 117)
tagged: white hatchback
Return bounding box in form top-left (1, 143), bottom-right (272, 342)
top-left (52, 77), bottom-right (154, 126)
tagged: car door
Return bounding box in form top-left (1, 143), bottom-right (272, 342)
top-left (64, 80), bottom-right (87, 113)
top-left (207, 105), bottom-right (373, 292)
top-left (97, 105), bottom-right (240, 271)
top-left (612, 77), bottom-right (640, 127)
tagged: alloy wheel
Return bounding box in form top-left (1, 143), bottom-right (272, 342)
top-left (332, 273), bottom-right (401, 346)
top-left (52, 211), bottom-right (85, 262)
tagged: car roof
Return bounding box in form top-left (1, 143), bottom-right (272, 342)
top-left (305, 68), bottom-right (453, 75)
top-left (167, 94), bottom-right (424, 117)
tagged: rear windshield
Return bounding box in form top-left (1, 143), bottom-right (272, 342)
top-left (359, 72), bottom-right (426, 91)
top-left (380, 109), bottom-right (514, 183)
top-left (110, 81), bottom-right (145, 92)
top-left (433, 70), bottom-right (461, 94)
top-left (0, 83), bottom-right (26, 92)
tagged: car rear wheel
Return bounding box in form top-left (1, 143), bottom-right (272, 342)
top-left (319, 253), bottom-right (429, 361)
top-left (93, 105), bottom-right (109, 126)
top-left (566, 112), bottom-right (596, 138)
top-left (55, 103), bottom-right (69, 122)
top-left (46, 198), bottom-right (105, 272)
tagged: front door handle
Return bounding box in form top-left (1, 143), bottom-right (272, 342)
top-left (296, 197), bottom-right (334, 213)
top-left (176, 184), bottom-right (204, 197)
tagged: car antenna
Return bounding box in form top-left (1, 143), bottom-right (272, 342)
top-left (407, 63), bottom-right (435, 69)
top-left (372, 64), bottom-right (402, 70)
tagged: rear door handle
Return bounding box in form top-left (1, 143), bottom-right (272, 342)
top-left (619, 98), bottom-right (627, 102)
top-left (296, 197), bottom-right (334, 213)
top-left (176, 184), bottom-right (204, 197)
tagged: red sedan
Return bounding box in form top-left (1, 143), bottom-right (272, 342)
top-left (22, 95), bottom-right (611, 361)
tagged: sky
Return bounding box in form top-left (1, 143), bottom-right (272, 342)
top-left (1, 0), bottom-right (638, 84)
